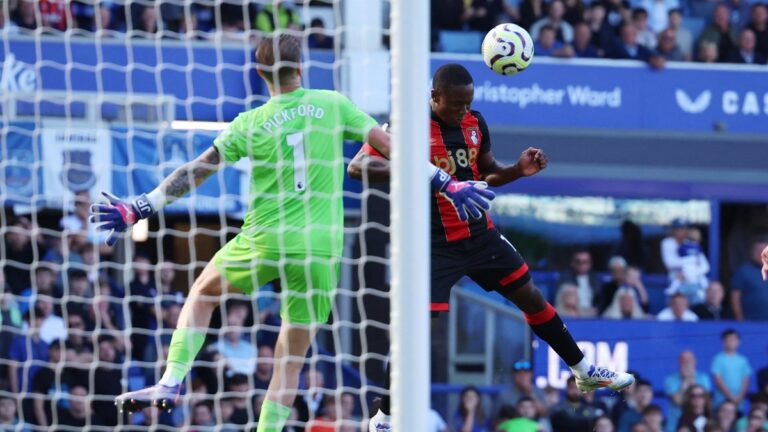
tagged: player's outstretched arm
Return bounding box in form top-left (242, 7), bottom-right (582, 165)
top-left (479, 147), bottom-right (548, 187)
top-left (90, 147), bottom-right (223, 245)
top-left (347, 149), bottom-right (391, 183)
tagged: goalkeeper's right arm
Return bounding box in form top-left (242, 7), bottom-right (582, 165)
top-left (90, 147), bottom-right (223, 245)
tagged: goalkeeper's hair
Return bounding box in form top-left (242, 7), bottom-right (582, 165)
top-left (256, 34), bottom-right (302, 85)
top-left (432, 63), bottom-right (474, 93)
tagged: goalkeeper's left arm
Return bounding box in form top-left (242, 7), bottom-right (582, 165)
top-left (90, 147), bottom-right (224, 245)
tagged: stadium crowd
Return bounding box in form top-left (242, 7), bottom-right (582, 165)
top-left (0, 188), bottom-right (767, 431)
top-left (433, 0), bottom-right (768, 64)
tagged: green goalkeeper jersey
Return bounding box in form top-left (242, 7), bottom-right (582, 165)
top-left (214, 87), bottom-right (377, 258)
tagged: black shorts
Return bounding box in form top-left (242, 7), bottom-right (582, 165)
top-left (431, 229), bottom-right (531, 312)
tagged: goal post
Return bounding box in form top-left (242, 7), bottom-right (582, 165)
top-left (390, 0), bottom-right (431, 430)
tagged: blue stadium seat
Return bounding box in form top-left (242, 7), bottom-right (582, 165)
top-left (439, 30), bottom-right (484, 53)
top-left (682, 16), bottom-right (706, 41)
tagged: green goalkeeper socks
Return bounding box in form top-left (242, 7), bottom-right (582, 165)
top-left (257, 400), bottom-right (292, 432)
top-left (159, 327), bottom-right (206, 386)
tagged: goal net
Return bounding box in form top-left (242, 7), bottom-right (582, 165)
top-left (0, 0), bottom-right (425, 430)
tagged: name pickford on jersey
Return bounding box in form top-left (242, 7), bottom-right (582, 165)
top-left (262, 103), bottom-right (327, 133)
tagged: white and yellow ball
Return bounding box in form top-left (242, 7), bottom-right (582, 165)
top-left (481, 23), bottom-right (535, 76)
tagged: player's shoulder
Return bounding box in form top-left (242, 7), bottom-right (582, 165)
top-left (469, 109), bottom-right (489, 125)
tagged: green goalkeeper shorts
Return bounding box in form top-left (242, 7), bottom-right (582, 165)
top-left (213, 234), bottom-right (339, 325)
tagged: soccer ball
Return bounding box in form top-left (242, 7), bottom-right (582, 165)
top-left (481, 23), bottom-right (535, 76)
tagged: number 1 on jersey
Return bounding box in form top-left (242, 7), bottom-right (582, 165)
top-left (286, 133), bottom-right (307, 192)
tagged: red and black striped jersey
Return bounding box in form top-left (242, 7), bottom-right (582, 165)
top-left (360, 110), bottom-right (495, 244)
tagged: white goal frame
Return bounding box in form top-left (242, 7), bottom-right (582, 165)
top-left (390, 0), bottom-right (430, 429)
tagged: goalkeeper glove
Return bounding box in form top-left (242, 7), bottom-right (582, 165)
top-left (430, 168), bottom-right (495, 221)
top-left (89, 191), bottom-right (156, 246)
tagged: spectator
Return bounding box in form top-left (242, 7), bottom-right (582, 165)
top-left (555, 283), bottom-right (597, 317)
top-left (632, 8), bottom-right (657, 50)
top-left (190, 402), bottom-right (215, 429)
top-left (33, 297), bottom-right (67, 344)
top-left (603, 287), bottom-right (647, 319)
top-left (92, 335), bottom-right (124, 426)
top-left (57, 385), bottom-right (89, 427)
top-left (677, 384), bottom-right (711, 431)
top-left (573, 21), bottom-right (600, 57)
top-left (745, 407), bottom-right (767, 432)
top-left (134, 3), bottom-right (158, 36)
top-left (0, 2), bottom-right (20, 34)
top-left (90, 278), bottom-right (125, 335)
top-left (214, 301), bottom-right (257, 376)
top-left (726, 29), bottom-right (767, 64)
top-left (307, 18), bottom-right (333, 50)
top-left (641, 404), bottom-right (664, 432)
top-left (530, 0), bottom-right (575, 43)
top-left (254, 0), bottom-right (301, 34)
top-left (12, 0), bottom-right (39, 30)
top-left (661, 219), bottom-right (689, 281)
top-left (254, 344), bottom-right (274, 390)
top-left (295, 368), bottom-right (328, 423)
top-left (563, 0), bottom-right (586, 25)
top-left (665, 350), bottom-right (712, 432)
top-left (518, 0), bottom-right (546, 32)
top-left (430, 407), bottom-right (449, 432)
top-left (64, 311), bottom-right (94, 364)
top-left (7, 310), bottom-right (49, 394)
top-left (697, 40), bottom-right (720, 62)
top-left (604, 0), bottom-right (633, 29)
top-left (657, 293), bottom-right (699, 322)
top-left (157, 261), bottom-right (184, 304)
top-left (495, 360), bottom-right (548, 419)
top-left (452, 386), bottom-right (491, 432)
top-left (595, 415), bottom-right (616, 432)
top-left (224, 374), bottom-right (250, 425)
top-left (607, 23), bottom-right (656, 61)
top-left (60, 190), bottom-right (111, 255)
top-left (534, 24), bottom-right (571, 57)
top-left (699, 4), bottom-right (738, 62)
top-left (466, 0), bottom-right (504, 32)
top-left (129, 254), bottom-right (157, 360)
top-left (4, 217), bottom-right (46, 295)
top-left (0, 395), bottom-right (31, 431)
top-left (558, 250), bottom-right (602, 311)
top-left (496, 399), bottom-right (541, 432)
top-left (711, 400), bottom-right (738, 432)
top-left (640, 0), bottom-right (678, 33)
top-left (760, 356), bottom-right (768, 399)
top-left (747, 4), bottom-right (768, 59)
top-left (691, 281), bottom-right (731, 320)
top-left (586, 3), bottom-right (617, 55)
top-left (551, 376), bottom-right (602, 432)
top-left (669, 8), bottom-right (693, 60)
top-left (64, 270), bottom-right (94, 329)
top-left (730, 239), bottom-right (768, 321)
top-left (656, 28), bottom-right (686, 61)
top-left (17, 264), bottom-right (58, 316)
top-left (617, 380), bottom-right (655, 432)
top-left (597, 256), bottom-right (628, 314)
top-left (711, 329), bottom-right (752, 411)
top-left (31, 340), bottom-right (66, 427)
top-left (39, 0), bottom-right (68, 31)
top-left (665, 228), bottom-right (709, 304)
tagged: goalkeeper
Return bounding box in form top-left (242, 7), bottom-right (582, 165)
top-left (90, 35), bottom-right (494, 432)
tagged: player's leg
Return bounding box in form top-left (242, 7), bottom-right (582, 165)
top-left (115, 260), bottom-right (229, 412)
top-left (469, 231), bottom-right (634, 392)
top-left (257, 256), bottom-right (336, 432)
top-left (370, 245), bottom-right (467, 432)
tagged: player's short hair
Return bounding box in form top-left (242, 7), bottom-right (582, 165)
top-left (721, 328), bottom-right (739, 339)
top-left (432, 63), bottom-right (473, 93)
top-left (256, 34), bottom-right (302, 85)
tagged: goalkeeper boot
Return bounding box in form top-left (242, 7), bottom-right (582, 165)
top-left (369, 409), bottom-right (392, 432)
top-left (575, 365), bottom-right (635, 393)
top-left (115, 383), bottom-right (182, 413)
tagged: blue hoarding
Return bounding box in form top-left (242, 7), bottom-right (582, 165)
top-left (434, 55), bottom-right (768, 134)
top-left (533, 319), bottom-right (768, 393)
